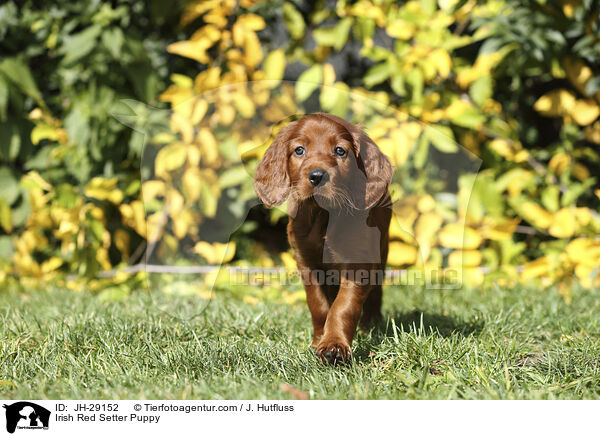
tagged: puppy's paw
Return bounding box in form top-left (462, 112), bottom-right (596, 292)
top-left (315, 337), bottom-right (351, 365)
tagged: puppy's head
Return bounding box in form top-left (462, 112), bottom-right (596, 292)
top-left (254, 113), bottom-right (392, 210)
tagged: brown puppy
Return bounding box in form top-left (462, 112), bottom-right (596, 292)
top-left (254, 113), bottom-right (393, 364)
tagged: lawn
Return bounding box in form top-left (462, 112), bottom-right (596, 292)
top-left (1, 284), bottom-right (599, 399)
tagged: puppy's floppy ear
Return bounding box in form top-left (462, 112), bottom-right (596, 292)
top-left (254, 124), bottom-right (294, 207)
top-left (352, 127), bottom-right (393, 209)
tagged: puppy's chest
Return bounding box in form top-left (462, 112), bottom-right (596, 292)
top-left (288, 208), bottom-right (328, 261)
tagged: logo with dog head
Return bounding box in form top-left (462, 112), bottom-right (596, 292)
top-left (3, 402), bottom-right (50, 434)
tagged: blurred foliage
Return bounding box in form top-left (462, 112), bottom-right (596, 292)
top-left (0, 0), bottom-right (184, 289)
top-left (1, 0), bottom-right (600, 299)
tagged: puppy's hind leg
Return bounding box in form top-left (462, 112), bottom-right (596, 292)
top-left (360, 285), bottom-right (382, 329)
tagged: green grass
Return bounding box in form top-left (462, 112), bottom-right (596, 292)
top-left (1, 284), bottom-right (599, 399)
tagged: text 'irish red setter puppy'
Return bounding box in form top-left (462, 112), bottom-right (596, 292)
top-left (254, 113), bottom-right (393, 365)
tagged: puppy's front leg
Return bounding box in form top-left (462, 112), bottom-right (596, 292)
top-left (301, 269), bottom-right (331, 348)
top-left (315, 277), bottom-right (370, 364)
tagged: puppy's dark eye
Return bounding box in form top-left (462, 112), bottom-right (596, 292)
top-left (294, 146), bottom-right (305, 156)
top-left (334, 146), bottom-right (347, 157)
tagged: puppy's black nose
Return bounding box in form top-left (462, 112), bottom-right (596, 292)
top-left (308, 168), bottom-right (328, 186)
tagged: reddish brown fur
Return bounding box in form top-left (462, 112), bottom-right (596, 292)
top-left (254, 113), bottom-right (392, 364)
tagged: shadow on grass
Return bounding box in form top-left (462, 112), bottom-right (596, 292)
top-left (352, 310), bottom-right (484, 362)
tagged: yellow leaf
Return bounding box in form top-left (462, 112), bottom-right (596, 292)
top-left (96, 247), bottom-right (111, 270)
top-left (456, 52), bottom-right (501, 88)
top-left (155, 143), bottom-right (187, 178)
top-left (548, 152), bottom-right (571, 175)
top-left (439, 223), bottom-right (482, 249)
top-left (197, 128), bottom-right (220, 167)
top-left (281, 251), bottom-right (297, 271)
top-left (460, 267), bottom-right (485, 287)
top-left (167, 39), bottom-right (214, 64)
top-left (191, 99), bottom-right (208, 124)
top-left (388, 241), bottom-right (418, 266)
top-left (141, 180), bottom-right (166, 201)
top-left (562, 0), bottom-right (579, 17)
top-left (166, 188), bottom-right (185, 217)
top-left (575, 264), bottom-right (597, 289)
top-left (566, 238), bottom-right (596, 265)
top-left (415, 211), bottom-right (443, 243)
top-left (182, 168), bottom-right (202, 202)
top-left (41, 257), bottom-right (63, 273)
top-left (243, 31), bottom-right (263, 68)
top-left (572, 163), bottom-right (590, 181)
top-left (570, 99), bottom-right (600, 126)
top-left (170, 74), bottom-right (193, 88)
top-left (232, 91), bottom-right (256, 118)
top-left (549, 208), bottom-right (577, 238)
top-left (488, 138), bottom-right (513, 159)
top-left (24, 171), bottom-right (52, 191)
top-left (31, 124), bottom-right (59, 145)
top-left (263, 49), bottom-right (286, 86)
top-left (217, 103), bottom-right (236, 125)
top-left (322, 63), bottom-right (336, 87)
top-left (114, 229), bottom-right (130, 260)
top-left (417, 195), bottom-right (435, 213)
top-left (172, 209), bottom-right (192, 239)
top-left (482, 217), bottom-right (519, 241)
top-left (236, 14), bottom-right (266, 31)
top-left (84, 177), bottom-right (122, 204)
top-left (521, 202), bottom-right (553, 229)
top-left (521, 256), bottom-right (549, 280)
top-left (120, 200), bottom-right (146, 237)
top-left (0, 198), bottom-right (12, 233)
top-left (170, 112), bottom-right (194, 144)
top-left (194, 67), bottom-right (222, 93)
top-left (533, 89), bottom-right (576, 117)
top-left (386, 19), bottom-right (415, 39)
top-left (449, 250), bottom-right (482, 267)
top-left (194, 241), bottom-right (236, 264)
top-left (428, 48), bottom-right (452, 78)
top-left (564, 56), bottom-right (592, 94)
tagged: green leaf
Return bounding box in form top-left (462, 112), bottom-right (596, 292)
top-left (98, 285), bottom-right (130, 302)
top-left (312, 18), bottom-right (353, 50)
top-left (0, 235), bottom-right (13, 260)
top-left (295, 65), bottom-right (323, 102)
top-left (101, 27), bottom-right (124, 59)
top-left (0, 57), bottom-right (42, 102)
top-left (405, 69), bottom-right (424, 104)
top-left (364, 62), bottom-right (392, 88)
top-left (0, 75), bottom-right (8, 121)
top-left (391, 74), bottom-right (406, 96)
top-left (450, 106), bottom-right (486, 129)
top-left (0, 166), bottom-right (19, 205)
top-left (0, 121), bottom-right (21, 161)
top-left (55, 184), bottom-right (80, 208)
top-left (199, 183), bottom-right (218, 218)
top-left (283, 3), bottom-right (305, 40)
top-left (414, 132), bottom-right (429, 169)
top-left (320, 82), bottom-right (350, 118)
top-left (561, 178), bottom-right (596, 207)
top-left (470, 75), bottom-right (493, 107)
top-left (541, 185), bottom-right (559, 212)
top-left (10, 194), bottom-right (30, 228)
top-left (59, 24), bottom-right (102, 65)
top-left (218, 166), bottom-right (249, 189)
top-left (426, 125), bottom-right (459, 153)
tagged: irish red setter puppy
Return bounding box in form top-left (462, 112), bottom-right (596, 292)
top-left (254, 113), bottom-right (393, 364)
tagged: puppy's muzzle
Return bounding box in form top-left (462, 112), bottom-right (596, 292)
top-left (308, 168), bottom-right (329, 187)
